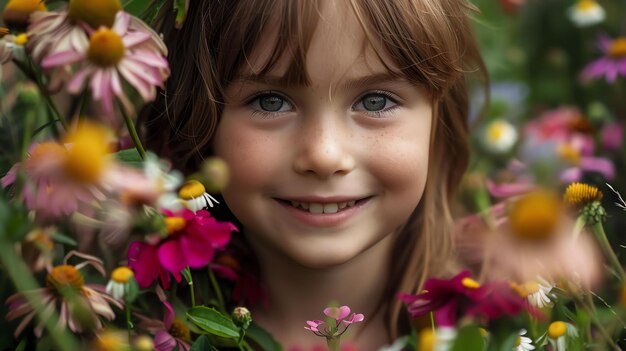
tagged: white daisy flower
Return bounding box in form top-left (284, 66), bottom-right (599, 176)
top-left (178, 179), bottom-right (220, 213)
top-left (482, 119), bottom-right (518, 154)
top-left (547, 321), bottom-right (578, 351)
top-left (526, 278), bottom-right (556, 308)
top-left (105, 266), bottom-right (134, 300)
top-left (515, 329), bottom-right (535, 351)
top-left (568, 0), bottom-right (605, 27)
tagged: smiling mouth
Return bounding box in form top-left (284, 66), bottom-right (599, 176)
top-left (275, 197), bottom-right (371, 214)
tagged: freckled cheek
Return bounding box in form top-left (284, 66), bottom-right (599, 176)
top-left (214, 123), bottom-right (286, 190)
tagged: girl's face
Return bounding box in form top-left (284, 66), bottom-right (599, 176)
top-left (213, 1), bottom-right (432, 268)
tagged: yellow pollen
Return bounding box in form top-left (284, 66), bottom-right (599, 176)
top-left (557, 144), bottom-right (581, 165)
top-left (111, 266), bottom-right (134, 283)
top-left (508, 191), bottom-right (561, 241)
top-left (548, 321), bottom-right (567, 339)
top-left (14, 33), bottom-right (27, 45)
top-left (46, 265), bottom-right (85, 292)
top-left (418, 328), bottom-right (435, 351)
top-left (461, 277), bottom-right (481, 289)
top-left (609, 38), bottom-right (626, 59)
top-left (87, 28), bottom-right (125, 67)
top-left (575, 0), bottom-right (598, 11)
top-left (164, 216), bottom-right (186, 234)
top-left (169, 320), bottom-right (191, 343)
top-left (2, 0), bottom-right (46, 29)
top-left (478, 328), bottom-right (488, 337)
top-left (93, 330), bottom-right (127, 351)
top-left (68, 0), bottom-right (121, 28)
top-left (514, 336), bottom-right (521, 347)
top-left (487, 121), bottom-right (506, 141)
top-left (63, 122), bottom-right (110, 183)
top-left (563, 182), bottom-right (603, 207)
top-left (133, 335), bottom-right (154, 351)
top-left (178, 180), bottom-right (207, 200)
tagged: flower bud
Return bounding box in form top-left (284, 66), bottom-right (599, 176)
top-left (232, 306), bottom-right (252, 330)
top-left (200, 157), bottom-right (230, 193)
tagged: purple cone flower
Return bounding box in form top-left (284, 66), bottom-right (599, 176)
top-left (581, 35), bottom-right (626, 83)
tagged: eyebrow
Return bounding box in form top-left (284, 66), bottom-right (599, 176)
top-left (232, 72), bottom-right (407, 90)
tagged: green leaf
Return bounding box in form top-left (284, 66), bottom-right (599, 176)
top-left (173, 0), bottom-right (188, 28)
top-left (114, 148), bottom-right (143, 167)
top-left (51, 232), bottom-right (78, 246)
top-left (186, 306), bottom-right (240, 339)
top-left (245, 323), bottom-right (283, 351)
top-left (190, 335), bottom-right (218, 351)
top-left (451, 324), bottom-right (484, 351)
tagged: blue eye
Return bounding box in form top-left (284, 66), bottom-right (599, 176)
top-left (353, 92), bottom-right (399, 116)
top-left (249, 92), bottom-right (293, 115)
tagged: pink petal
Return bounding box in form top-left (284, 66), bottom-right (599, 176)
top-left (342, 313), bottom-right (364, 325)
top-left (580, 156), bottom-right (615, 179)
top-left (90, 68), bottom-right (105, 99)
top-left (41, 50), bottom-right (84, 69)
top-left (486, 179), bottom-right (535, 198)
top-left (67, 66), bottom-right (93, 93)
top-left (1, 163), bottom-right (19, 188)
top-left (118, 61), bottom-right (153, 100)
top-left (601, 123), bottom-right (623, 151)
top-left (123, 31), bottom-right (151, 47)
top-left (154, 330), bottom-right (177, 351)
top-left (162, 300), bottom-right (175, 329)
top-left (560, 167), bottom-right (583, 183)
top-left (180, 228), bottom-right (214, 268)
top-left (324, 306), bottom-right (351, 320)
top-left (112, 11), bottom-right (130, 36)
top-left (128, 242), bottom-right (160, 289)
top-left (157, 239), bottom-right (188, 274)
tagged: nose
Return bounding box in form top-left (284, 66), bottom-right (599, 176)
top-left (292, 113), bottom-right (356, 179)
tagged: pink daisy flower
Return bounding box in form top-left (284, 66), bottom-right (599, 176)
top-left (41, 11), bottom-right (169, 116)
top-left (581, 35), bottom-right (626, 83)
top-left (136, 291), bottom-right (191, 351)
top-left (5, 251), bottom-right (123, 337)
top-left (128, 209), bottom-right (237, 289)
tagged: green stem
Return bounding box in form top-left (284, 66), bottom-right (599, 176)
top-left (591, 221), bottom-right (626, 282)
top-left (326, 337), bottom-right (340, 351)
top-left (119, 102), bottom-right (146, 159)
top-left (0, 238), bottom-right (79, 350)
top-left (125, 300), bottom-right (133, 342)
top-left (189, 281), bottom-right (196, 308)
top-left (208, 268), bottom-right (226, 313)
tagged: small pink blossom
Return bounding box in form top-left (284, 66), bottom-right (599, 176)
top-left (581, 35), bottom-right (626, 83)
top-left (305, 305), bottom-right (364, 341)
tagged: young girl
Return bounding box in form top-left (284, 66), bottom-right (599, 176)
top-left (141, 0), bottom-right (486, 348)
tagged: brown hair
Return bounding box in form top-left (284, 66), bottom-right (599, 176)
top-left (141, 0), bottom-right (487, 341)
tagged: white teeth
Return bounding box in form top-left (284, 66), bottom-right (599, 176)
top-left (323, 203), bottom-right (339, 214)
top-left (289, 199), bottom-right (360, 213)
top-left (309, 203), bottom-right (324, 214)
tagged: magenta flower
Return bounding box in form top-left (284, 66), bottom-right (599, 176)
top-left (42, 11), bottom-right (169, 117)
top-left (304, 305), bottom-right (364, 342)
top-left (399, 271), bottom-right (538, 328)
top-left (601, 122), bottom-right (624, 151)
top-left (581, 35), bottom-right (626, 82)
top-left (136, 289), bottom-right (190, 351)
top-left (128, 209), bottom-right (237, 289)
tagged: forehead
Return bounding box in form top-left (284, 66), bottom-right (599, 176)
top-left (237, 0), bottom-right (401, 86)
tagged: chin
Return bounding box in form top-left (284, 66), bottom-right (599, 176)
top-left (288, 245), bottom-right (359, 269)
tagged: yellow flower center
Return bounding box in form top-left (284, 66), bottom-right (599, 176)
top-left (461, 277), bottom-right (481, 289)
top-left (1, 0), bottom-right (46, 28)
top-left (178, 180), bottom-right (207, 200)
top-left (111, 266), bottom-right (134, 283)
top-left (508, 191), bottom-right (561, 241)
top-left (510, 281), bottom-right (540, 298)
top-left (46, 265), bottom-right (85, 293)
top-left (486, 121), bottom-right (507, 141)
top-left (62, 122), bottom-right (110, 183)
top-left (27, 228), bottom-right (54, 250)
top-left (478, 328), bottom-right (488, 337)
top-left (14, 33), bottom-right (28, 45)
top-left (0, 27), bottom-right (10, 37)
top-left (514, 336), bottom-right (522, 347)
top-left (67, 0), bottom-right (121, 28)
top-left (575, 0), bottom-right (598, 11)
top-left (133, 335), bottom-right (154, 351)
top-left (169, 320), bottom-right (191, 343)
top-left (548, 321), bottom-right (567, 339)
top-left (93, 330), bottom-right (127, 351)
top-left (87, 28), bottom-right (125, 67)
top-left (563, 182), bottom-right (603, 207)
top-left (557, 144), bottom-right (581, 165)
top-left (418, 328), bottom-right (435, 351)
top-left (164, 216), bottom-right (186, 234)
top-left (30, 142), bottom-right (67, 162)
top-left (609, 38), bottom-right (626, 59)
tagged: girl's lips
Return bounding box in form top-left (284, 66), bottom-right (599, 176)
top-left (273, 197), bottom-right (372, 228)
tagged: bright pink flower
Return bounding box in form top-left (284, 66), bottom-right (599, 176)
top-left (601, 122), bottom-right (623, 151)
top-left (42, 11), bottom-right (169, 117)
top-left (581, 35), bottom-right (626, 83)
top-left (399, 271), bottom-right (539, 327)
top-left (128, 209), bottom-right (237, 289)
top-left (136, 290), bottom-right (190, 351)
top-left (305, 320), bottom-right (325, 332)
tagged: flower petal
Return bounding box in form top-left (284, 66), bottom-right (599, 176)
top-left (157, 239), bottom-right (188, 274)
